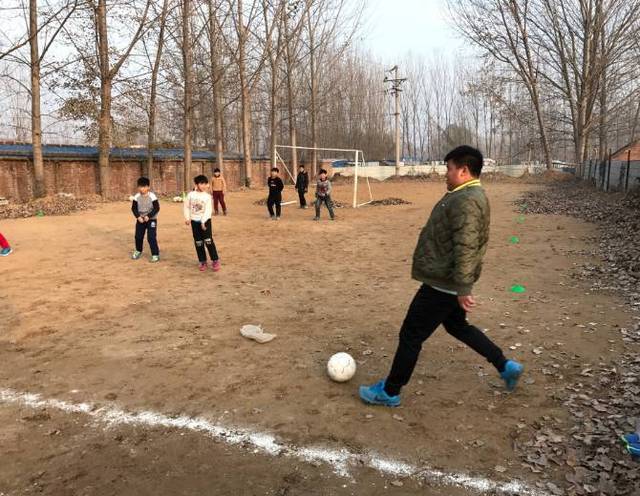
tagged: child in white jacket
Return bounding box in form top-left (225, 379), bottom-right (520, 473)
top-left (184, 175), bottom-right (221, 272)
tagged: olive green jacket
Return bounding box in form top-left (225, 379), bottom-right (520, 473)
top-left (411, 181), bottom-right (490, 296)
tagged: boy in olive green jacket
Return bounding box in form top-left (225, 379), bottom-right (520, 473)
top-left (359, 145), bottom-right (523, 407)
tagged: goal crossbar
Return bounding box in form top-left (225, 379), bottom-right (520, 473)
top-left (275, 145), bottom-right (374, 208)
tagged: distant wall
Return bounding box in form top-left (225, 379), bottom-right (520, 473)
top-left (335, 163), bottom-right (547, 181)
top-left (0, 157), bottom-right (274, 201)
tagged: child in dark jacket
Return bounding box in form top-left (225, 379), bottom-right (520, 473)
top-left (131, 177), bottom-right (160, 262)
top-left (267, 167), bottom-right (284, 220)
top-left (295, 165), bottom-right (309, 208)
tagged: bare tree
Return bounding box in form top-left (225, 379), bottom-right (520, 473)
top-left (207, 0), bottom-right (227, 175)
top-left (181, 0), bottom-right (193, 191)
top-left (449, 0), bottom-right (554, 168)
top-left (145, 0), bottom-right (172, 181)
top-left (0, 0), bottom-right (78, 197)
top-left (90, 0), bottom-right (151, 197)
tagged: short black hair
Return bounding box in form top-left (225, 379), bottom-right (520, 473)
top-left (137, 177), bottom-right (150, 187)
top-left (319, 168), bottom-right (328, 175)
top-left (194, 174), bottom-right (209, 185)
top-left (444, 145), bottom-right (483, 177)
top-left (271, 167), bottom-right (279, 173)
top-left (299, 164), bottom-right (305, 169)
top-left (213, 168), bottom-right (221, 173)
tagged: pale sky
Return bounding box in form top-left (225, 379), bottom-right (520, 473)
top-left (363, 0), bottom-right (463, 60)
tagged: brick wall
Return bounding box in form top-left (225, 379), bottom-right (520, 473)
top-left (612, 140), bottom-right (640, 161)
top-left (0, 157), bottom-right (274, 201)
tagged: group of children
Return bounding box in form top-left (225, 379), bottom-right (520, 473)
top-left (131, 171), bottom-right (224, 271)
top-left (130, 165), bottom-right (333, 270)
top-left (268, 165), bottom-right (335, 221)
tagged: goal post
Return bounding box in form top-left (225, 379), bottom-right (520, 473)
top-left (274, 145), bottom-right (374, 208)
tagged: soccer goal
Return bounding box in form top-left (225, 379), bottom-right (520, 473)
top-left (274, 145), bottom-right (374, 208)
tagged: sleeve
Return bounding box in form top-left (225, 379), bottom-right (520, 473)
top-left (222, 177), bottom-right (227, 191)
top-left (131, 199), bottom-right (140, 218)
top-left (304, 173), bottom-right (309, 189)
top-left (183, 193), bottom-right (191, 221)
top-left (327, 180), bottom-right (332, 195)
top-left (450, 199), bottom-right (483, 296)
top-left (202, 194), bottom-right (213, 223)
top-left (147, 193), bottom-right (160, 218)
top-left (278, 178), bottom-right (284, 192)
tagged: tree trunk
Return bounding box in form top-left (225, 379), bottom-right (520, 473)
top-left (529, 85), bottom-right (553, 170)
top-left (307, 9), bottom-right (318, 176)
top-left (98, 79), bottom-right (112, 197)
top-left (29, 0), bottom-right (44, 198)
top-left (96, 0), bottom-right (111, 197)
top-left (146, 0), bottom-right (169, 183)
top-left (239, 84), bottom-right (253, 187)
top-left (183, 0), bottom-right (193, 192)
top-left (269, 61), bottom-right (278, 168)
top-left (208, 0), bottom-right (224, 176)
top-left (237, 0), bottom-right (252, 187)
top-left (284, 14), bottom-right (297, 179)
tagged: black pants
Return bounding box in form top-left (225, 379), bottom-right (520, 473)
top-left (135, 219), bottom-right (159, 256)
top-left (190, 220), bottom-right (219, 263)
top-left (297, 189), bottom-right (307, 207)
top-left (267, 194), bottom-right (281, 217)
top-left (385, 285), bottom-right (507, 396)
top-left (315, 195), bottom-right (335, 219)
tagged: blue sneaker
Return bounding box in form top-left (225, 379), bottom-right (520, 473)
top-left (622, 433), bottom-right (640, 446)
top-left (0, 247), bottom-right (12, 256)
top-left (500, 360), bottom-right (523, 391)
top-left (627, 442), bottom-right (640, 458)
top-left (359, 380), bottom-right (401, 407)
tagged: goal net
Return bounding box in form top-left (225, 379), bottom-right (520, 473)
top-left (274, 145), bottom-right (374, 208)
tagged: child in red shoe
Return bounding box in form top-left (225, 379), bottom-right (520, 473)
top-left (0, 232), bottom-right (12, 256)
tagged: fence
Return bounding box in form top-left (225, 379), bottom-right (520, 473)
top-left (335, 163), bottom-right (547, 181)
top-left (581, 156), bottom-right (640, 192)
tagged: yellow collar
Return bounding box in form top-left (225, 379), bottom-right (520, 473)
top-left (450, 179), bottom-right (482, 193)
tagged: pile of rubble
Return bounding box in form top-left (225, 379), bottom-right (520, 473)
top-left (0, 194), bottom-right (97, 219)
top-left (514, 183), bottom-right (640, 495)
top-left (368, 197), bottom-right (412, 206)
top-left (385, 173), bottom-right (442, 183)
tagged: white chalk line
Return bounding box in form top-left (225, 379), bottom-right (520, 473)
top-left (0, 388), bottom-right (549, 495)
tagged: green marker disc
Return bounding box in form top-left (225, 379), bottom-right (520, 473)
top-left (509, 236), bottom-right (520, 244)
top-left (510, 284), bottom-right (526, 294)
top-left (36, 210), bottom-right (45, 217)
top-left (516, 215), bottom-right (525, 223)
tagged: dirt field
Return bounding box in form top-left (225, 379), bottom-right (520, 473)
top-left (0, 181), bottom-right (634, 495)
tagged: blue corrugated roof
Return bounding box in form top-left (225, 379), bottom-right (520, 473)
top-left (0, 143), bottom-right (245, 161)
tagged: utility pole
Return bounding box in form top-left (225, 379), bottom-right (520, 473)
top-left (384, 66), bottom-right (407, 176)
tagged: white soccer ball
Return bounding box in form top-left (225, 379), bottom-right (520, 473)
top-left (327, 352), bottom-right (356, 382)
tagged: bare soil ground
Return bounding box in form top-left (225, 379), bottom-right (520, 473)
top-left (0, 181), bottom-right (634, 495)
